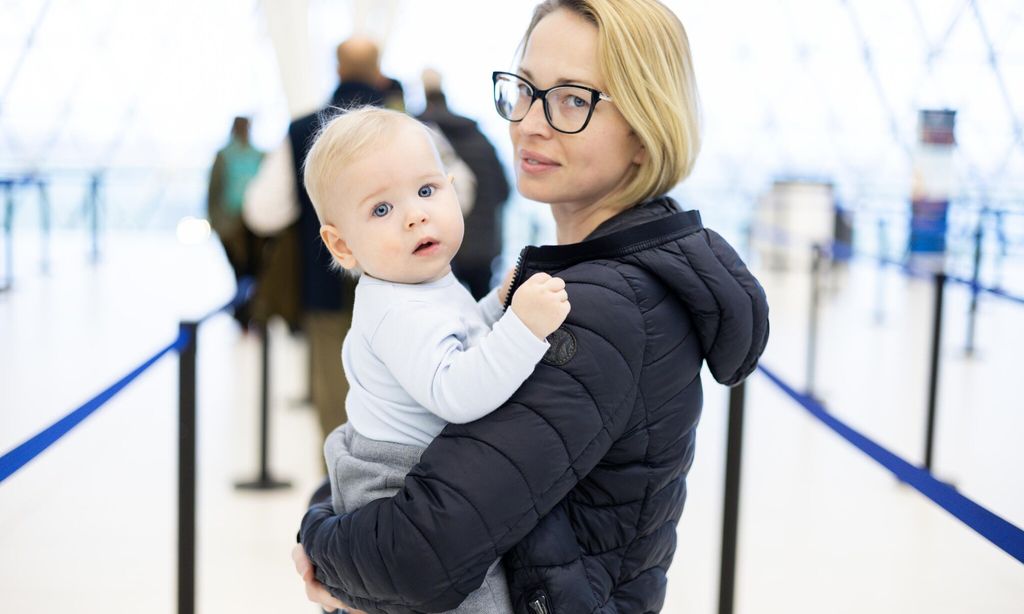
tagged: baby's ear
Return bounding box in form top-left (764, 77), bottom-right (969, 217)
top-left (320, 225), bottom-right (358, 270)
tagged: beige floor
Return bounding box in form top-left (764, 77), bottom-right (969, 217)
top-left (1, 231), bottom-right (1022, 613)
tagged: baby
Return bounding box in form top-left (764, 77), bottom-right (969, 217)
top-left (303, 106), bottom-right (570, 612)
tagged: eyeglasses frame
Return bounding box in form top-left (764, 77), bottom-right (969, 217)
top-left (491, 70), bottom-right (613, 135)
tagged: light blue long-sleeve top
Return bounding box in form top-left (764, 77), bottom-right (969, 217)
top-left (341, 271), bottom-right (549, 447)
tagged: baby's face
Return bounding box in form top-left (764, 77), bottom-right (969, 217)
top-left (323, 122), bottom-right (464, 284)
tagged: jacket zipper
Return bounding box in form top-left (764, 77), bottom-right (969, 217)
top-left (527, 591), bottom-right (550, 614)
top-left (503, 246), bottom-right (531, 310)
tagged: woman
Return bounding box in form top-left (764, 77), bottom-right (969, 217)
top-left (295, 1), bottom-right (769, 612)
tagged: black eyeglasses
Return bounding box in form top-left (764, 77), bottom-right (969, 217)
top-left (492, 71), bottom-right (613, 134)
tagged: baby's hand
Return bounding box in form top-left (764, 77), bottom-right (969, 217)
top-left (510, 273), bottom-right (571, 340)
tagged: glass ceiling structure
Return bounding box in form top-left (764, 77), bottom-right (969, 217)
top-left (1, 0), bottom-right (1021, 248)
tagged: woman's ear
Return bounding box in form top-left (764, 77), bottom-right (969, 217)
top-left (633, 143), bottom-right (648, 165)
top-left (320, 224), bottom-right (358, 270)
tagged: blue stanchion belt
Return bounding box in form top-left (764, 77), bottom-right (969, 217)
top-left (198, 276), bottom-right (255, 323)
top-left (758, 364), bottom-right (1024, 565)
top-left (0, 276), bottom-right (253, 485)
top-left (946, 274), bottom-right (1024, 307)
top-left (0, 330), bottom-right (191, 484)
top-left (819, 240), bottom-right (1024, 301)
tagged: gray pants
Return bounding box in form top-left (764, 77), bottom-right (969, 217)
top-left (325, 423), bottom-right (513, 614)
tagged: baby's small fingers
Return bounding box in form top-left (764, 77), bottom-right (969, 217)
top-left (529, 272), bottom-right (552, 284)
top-left (558, 290), bottom-right (569, 302)
top-left (546, 276), bottom-right (566, 290)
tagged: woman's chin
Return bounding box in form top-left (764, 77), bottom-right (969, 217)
top-left (516, 178), bottom-right (556, 205)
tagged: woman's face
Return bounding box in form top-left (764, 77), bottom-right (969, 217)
top-left (511, 8), bottom-right (644, 212)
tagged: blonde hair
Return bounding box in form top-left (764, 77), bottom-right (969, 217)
top-left (520, 0), bottom-right (701, 209)
top-left (303, 106), bottom-right (416, 225)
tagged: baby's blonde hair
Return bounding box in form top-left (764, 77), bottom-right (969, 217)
top-left (303, 106), bottom-right (419, 225)
top-left (520, 0), bottom-right (702, 210)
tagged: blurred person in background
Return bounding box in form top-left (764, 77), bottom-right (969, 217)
top-left (244, 36), bottom-right (386, 444)
top-left (293, 1), bottom-right (768, 613)
top-left (419, 68), bottom-right (511, 299)
top-left (376, 71), bottom-right (406, 112)
top-left (207, 116), bottom-right (264, 328)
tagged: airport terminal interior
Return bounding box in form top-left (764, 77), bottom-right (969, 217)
top-left (2, 1), bottom-right (1023, 613)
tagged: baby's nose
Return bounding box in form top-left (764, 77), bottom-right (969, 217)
top-left (406, 208), bottom-right (429, 228)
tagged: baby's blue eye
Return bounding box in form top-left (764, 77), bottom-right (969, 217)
top-left (418, 185), bottom-right (435, 198)
top-left (372, 203), bottom-right (393, 217)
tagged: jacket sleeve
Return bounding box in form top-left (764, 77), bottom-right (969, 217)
top-left (300, 266), bottom-right (646, 613)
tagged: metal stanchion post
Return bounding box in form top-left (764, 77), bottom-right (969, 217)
top-left (1, 181), bottom-right (13, 292)
top-left (805, 244), bottom-right (823, 398)
top-left (874, 218), bottom-right (888, 324)
top-left (236, 320), bottom-right (291, 490)
top-left (993, 210), bottom-right (1006, 288)
top-left (38, 179), bottom-right (50, 275)
top-left (718, 381), bottom-right (746, 614)
top-left (178, 321), bottom-right (198, 614)
top-left (924, 273), bottom-right (946, 472)
top-left (89, 173), bottom-right (100, 264)
top-left (965, 223), bottom-right (983, 357)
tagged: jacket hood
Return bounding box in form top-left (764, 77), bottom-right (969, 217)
top-left (523, 198), bottom-right (769, 385)
top-left (627, 210), bottom-right (769, 385)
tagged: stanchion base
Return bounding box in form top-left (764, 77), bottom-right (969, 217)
top-left (961, 349), bottom-right (983, 361)
top-left (235, 477), bottom-right (293, 491)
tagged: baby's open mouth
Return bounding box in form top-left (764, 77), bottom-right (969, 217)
top-left (414, 240), bottom-right (438, 254)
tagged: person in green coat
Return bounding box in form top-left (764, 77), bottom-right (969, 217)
top-left (207, 116), bottom-right (264, 327)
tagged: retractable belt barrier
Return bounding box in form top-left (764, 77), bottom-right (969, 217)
top-left (0, 333), bottom-right (188, 483)
top-left (0, 276), bottom-right (253, 614)
top-left (718, 230), bottom-right (1023, 614)
top-left (0, 277), bottom-right (253, 485)
top-left (758, 364), bottom-right (1024, 564)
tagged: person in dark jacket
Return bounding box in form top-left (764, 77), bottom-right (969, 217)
top-left (244, 36), bottom-right (385, 442)
top-left (418, 68), bottom-right (511, 299)
top-left (293, 2), bottom-right (769, 613)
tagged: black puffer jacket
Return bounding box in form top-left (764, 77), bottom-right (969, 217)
top-left (300, 198), bottom-right (769, 614)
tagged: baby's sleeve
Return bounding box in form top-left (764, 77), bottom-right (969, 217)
top-left (371, 300), bottom-right (548, 424)
top-left (476, 286), bottom-right (505, 327)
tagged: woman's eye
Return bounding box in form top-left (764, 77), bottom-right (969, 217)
top-left (418, 185), bottom-right (435, 198)
top-left (372, 203), bottom-right (393, 217)
top-left (569, 95), bottom-right (589, 108)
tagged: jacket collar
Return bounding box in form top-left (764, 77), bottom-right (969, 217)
top-left (520, 197), bottom-right (703, 270)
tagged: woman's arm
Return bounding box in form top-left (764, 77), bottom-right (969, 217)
top-left (300, 266), bottom-right (646, 612)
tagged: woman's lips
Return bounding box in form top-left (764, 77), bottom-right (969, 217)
top-left (519, 150), bottom-right (560, 175)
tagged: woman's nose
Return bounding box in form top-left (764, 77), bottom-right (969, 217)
top-left (517, 96), bottom-right (552, 137)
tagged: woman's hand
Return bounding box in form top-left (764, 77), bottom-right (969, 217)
top-left (291, 544), bottom-right (366, 613)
